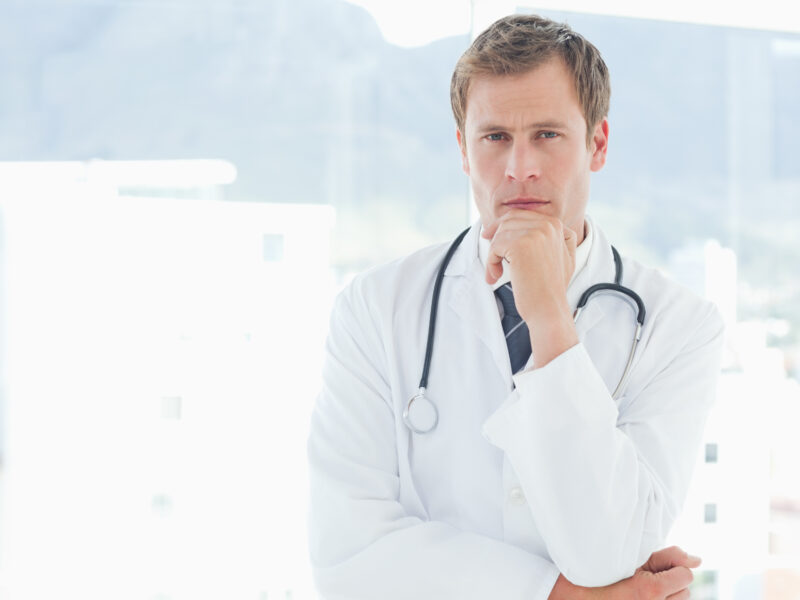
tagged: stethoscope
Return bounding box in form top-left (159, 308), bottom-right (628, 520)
top-left (403, 226), bottom-right (647, 435)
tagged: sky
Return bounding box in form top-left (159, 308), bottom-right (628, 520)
top-left (345, 0), bottom-right (800, 47)
top-left (344, 0), bottom-right (471, 47)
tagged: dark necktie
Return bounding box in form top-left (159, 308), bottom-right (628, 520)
top-left (495, 283), bottom-right (532, 374)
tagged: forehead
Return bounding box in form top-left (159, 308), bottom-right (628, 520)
top-left (464, 58), bottom-right (584, 131)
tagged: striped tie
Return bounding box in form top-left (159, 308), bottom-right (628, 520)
top-left (495, 283), bottom-right (532, 374)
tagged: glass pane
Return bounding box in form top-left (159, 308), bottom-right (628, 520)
top-left (0, 1), bottom-right (471, 599)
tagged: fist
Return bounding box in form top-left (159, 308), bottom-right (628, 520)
top-left (481, 210), bottom-right (578, 324)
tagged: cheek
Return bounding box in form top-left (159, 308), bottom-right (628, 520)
top-left (550, 146), bottom-right (586, 184)
top-left (470, 148), bottom-right (503, 183)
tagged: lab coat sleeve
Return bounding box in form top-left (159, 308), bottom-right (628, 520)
top-left (308, 287), bottom-right (561, 600)
top-left (481, 304), bottom-right (725, 587)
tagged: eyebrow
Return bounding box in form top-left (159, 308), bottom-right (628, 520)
top-left (474, 121), bottom-right (568, 134)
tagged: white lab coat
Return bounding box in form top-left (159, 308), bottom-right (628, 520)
top-left (308, 220), bottom-right (724, 599)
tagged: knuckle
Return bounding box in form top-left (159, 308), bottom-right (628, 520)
top-left (632, 573), bottom-right (658, 599)
top-left (528, 228), bottom-right (545, 241)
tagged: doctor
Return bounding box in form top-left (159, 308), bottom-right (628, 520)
top-left (308, 13), bottom-right (724, 600)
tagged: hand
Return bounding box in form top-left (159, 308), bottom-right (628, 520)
top-left (481, 211), bottom-right (578, 323)
top-left (481, 210), bottom-right (579, 367)
top-left (626, 545), bottom-right (701, 600)
top-left (548, 546), bottom-right (701, 600)
top-left (637, 545), bottom-right (701, 576)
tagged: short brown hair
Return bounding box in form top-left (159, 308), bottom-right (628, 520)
top-left (450, 14), bottom-right (610, 142)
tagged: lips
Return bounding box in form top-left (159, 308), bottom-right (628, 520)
top-left (503, 198), bottom-right (550, 209)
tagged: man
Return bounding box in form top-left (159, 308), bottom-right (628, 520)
top-left (308, 14), bottom-right (724, 599)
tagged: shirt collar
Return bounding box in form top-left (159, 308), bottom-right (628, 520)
top-left (478, 217), bottom-right (594, 291)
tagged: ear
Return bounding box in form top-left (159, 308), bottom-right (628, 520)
top-left (456, 128), bottom-right (470, 175)
top-left (589, 117), bottom-right (609, 172)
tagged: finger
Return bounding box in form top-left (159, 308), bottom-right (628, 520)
top-left (483, 210), bottom-right (561, 239)
top-left (484, 230), bottom-right (526, 278)
top-left (488, 220), bottom-right (562, 252)
top-left (656, 566), bottom-right (694, 596)
top-left (666, 589), bottom-right (691, 600)
top-left (481, 218), bottom-right (505, 239)
top-left (483, 219), bottom-right (546, 240)
top-left (563, 227), bottom-right (578, 258)
top-left (483, 217), bottom-right (565, 284)
top-left (485, 260), bottom-right (503, 284)
top-left (645, 546), bottom-right (702, 572)
top-left (484, 245), bottom-right (506, 284)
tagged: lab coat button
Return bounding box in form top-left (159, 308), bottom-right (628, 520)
top-left (508, 486), bottom-right (526, 505)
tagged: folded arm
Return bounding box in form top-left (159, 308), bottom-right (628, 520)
top-left (308, 288), bottom-right (561, 599)
top-left (482, 306), bottom-right (725, 586)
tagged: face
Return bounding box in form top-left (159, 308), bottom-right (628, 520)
top-left (456, 58), bottom-right (609, 241)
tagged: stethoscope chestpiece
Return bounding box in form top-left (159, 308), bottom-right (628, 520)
top-left (403, 388), bottom-right (438, 434)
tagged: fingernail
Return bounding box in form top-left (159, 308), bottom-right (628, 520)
top-left (688, 554), bottom-right (702, 563)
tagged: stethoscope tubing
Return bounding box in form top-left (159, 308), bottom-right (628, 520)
top-left (418, 226), bottom-right (471, 391)
top-left (404, 227), bottom-right (646, 434)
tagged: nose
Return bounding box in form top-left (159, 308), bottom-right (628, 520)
top-left (504, 141), bottom-right (541, 181)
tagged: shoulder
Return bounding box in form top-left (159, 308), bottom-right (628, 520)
top-left (622, 255), bottom-right (725, 358)
top-left (334, 238), bottom-right (453, 327)
top-left (588, 219), bottom-right (723, 346)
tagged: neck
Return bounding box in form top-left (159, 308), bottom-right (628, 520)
top-left (570, 217), bottom-right (587, 246)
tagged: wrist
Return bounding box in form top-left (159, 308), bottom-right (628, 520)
top-left (547, 574), bottom-right (573, 600)
top-left (548, 574), bottom-right (598, 600)
top-left (526, 305), bottom-right (578, 369)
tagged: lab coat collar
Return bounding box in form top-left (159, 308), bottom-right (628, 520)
top-left (443, 220), bottom-right (482, 278)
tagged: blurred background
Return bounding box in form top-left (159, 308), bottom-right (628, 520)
top-left (0, 0), bottom-right (798, 598)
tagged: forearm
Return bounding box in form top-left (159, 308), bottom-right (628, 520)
top-left (526, 299), bottom-right (579, 369)
top-left (484, 341), bottom-right (720, 585)
top-left (549, 575), bottom-right (594, 600)
top-left (310, 516), bottom-right (561, 600)
top-left (483, 346), bottom-right (676, 585)
top-left (309, 408), bottom-right (562, 599)
top-left (311, 287), bottom-right (563, 599)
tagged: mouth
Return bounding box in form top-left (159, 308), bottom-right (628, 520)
top-left (503, 198), bottom-right (550, 210)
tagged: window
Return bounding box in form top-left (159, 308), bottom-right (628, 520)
top-left (1, 2), bottom-right (798, 598)
top-left (706, 443), bottom-right (719, 463)
top-left (705, 503), bottom-right (718, 524)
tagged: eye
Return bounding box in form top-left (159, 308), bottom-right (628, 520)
top-left (485, 133), bottom-right (506, 142)
top-left (539, 131), bottom-right (559, 139)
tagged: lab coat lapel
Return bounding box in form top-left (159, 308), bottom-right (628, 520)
top-left (444, 223), bottom-right (513, 383)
